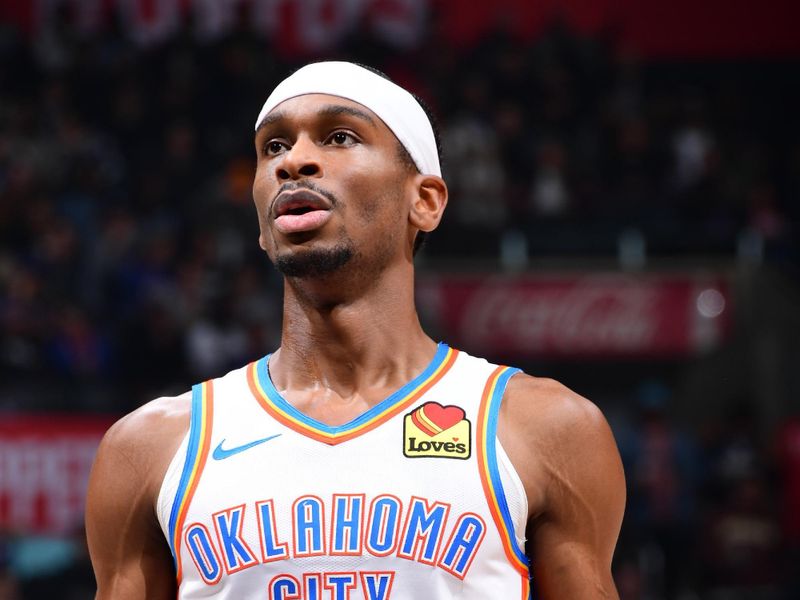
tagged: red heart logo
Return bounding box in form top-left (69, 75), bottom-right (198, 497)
top-left (420, 402), bottom-right (465, 432)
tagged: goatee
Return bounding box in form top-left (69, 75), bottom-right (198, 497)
top-left (274, 245), bottom-right (355, 278)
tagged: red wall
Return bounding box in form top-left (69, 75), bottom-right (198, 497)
top-left (1, 0), bottom-right (798, 58)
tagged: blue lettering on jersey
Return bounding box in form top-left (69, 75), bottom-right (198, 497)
top-left (332, 494), bottom-right (364, 555)
top-left (360, 572), bottom-right (395, 600)
top-left (269, 574), bottom-right (300, 600)
top-left (303, 573), bottom-right (322, 600)
top-left (366, 496), bottom-right (401, 556)
top-left (293, 496), bottom-right (325, 556)
top-left (438, 513), bottom-right (487, 579)
top-left (185, 524), bottom-right (221, 584)
top-left (324, 572), bottom-right (357, 599)
top-left (264, 571), bottom-right (394, 600)
top-left (185, 493), bottom-right (490, 586)
top-left (257, 499), bottom-right (289, 562)
top-left (213, 505), bottom-right (258, 573)
top-left (397, 496), bottom-right (450, 564)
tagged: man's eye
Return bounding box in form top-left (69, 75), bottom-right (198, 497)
top-left (265, 140), bottom-right (287, 155)
top-left (329, 131), bottom-right (355, 146)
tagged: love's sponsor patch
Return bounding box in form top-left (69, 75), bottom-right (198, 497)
top-left (403, 401), bottom-right (471, 459)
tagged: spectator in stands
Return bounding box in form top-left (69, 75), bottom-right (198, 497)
top-left (441, 76), bottom-right (507, 229)
top-left (618, 382), bottom-right (700, 598)
top-left (775, 415), bottom-right (800, 599)
top-left (700, 475), bottom-right (781, 599)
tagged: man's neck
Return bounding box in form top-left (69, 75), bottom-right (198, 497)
top-left (269, 262), bottom-right (437, 405)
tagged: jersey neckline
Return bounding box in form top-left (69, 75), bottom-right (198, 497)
top-left (246, 342), bottom-right (458, 445)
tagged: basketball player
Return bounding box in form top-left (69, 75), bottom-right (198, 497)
top-left (86, 62), bottom-right (625, 599)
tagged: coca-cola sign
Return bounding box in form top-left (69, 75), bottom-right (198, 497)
top-left (417, 273), bottom-right (731, 358)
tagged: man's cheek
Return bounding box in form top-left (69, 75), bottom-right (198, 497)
top-left (258, 228), bottom-right (277, 256)
top-left (252, 168), bottom-right (273, 203)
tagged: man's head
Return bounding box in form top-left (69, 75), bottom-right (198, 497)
top-left (251, 62), bottom-right (447, 280)
top-left (255, 62), bottom-right (441, 178)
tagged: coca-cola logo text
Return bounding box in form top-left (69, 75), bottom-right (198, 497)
top-left (462, 279), bottom-right (660, 353)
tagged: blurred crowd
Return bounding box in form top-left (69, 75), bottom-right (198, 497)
top-left (611, 388), bottom-right (800, 599)
top-left (2, 9), bottom-right (799, 410)
top-left (1, 6), bottom-right (799, 600)
top-left (431, 36), bottom-right (798, 265)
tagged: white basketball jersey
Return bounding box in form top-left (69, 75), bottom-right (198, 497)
top-left (156, 343), bottom-right (532, 599)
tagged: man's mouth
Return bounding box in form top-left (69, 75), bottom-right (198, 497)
top-left (272, 190), bottom-right (333, 234)
top-left (272, 189), bottom-right (331, 217)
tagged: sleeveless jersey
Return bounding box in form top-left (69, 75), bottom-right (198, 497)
top-left (156, 343), bottom-right (532, 599)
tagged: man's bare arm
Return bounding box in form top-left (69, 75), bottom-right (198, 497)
top-left (500, 376), bottom-right (626, 599)
top-left (85, 395), bottom-right (190, 600)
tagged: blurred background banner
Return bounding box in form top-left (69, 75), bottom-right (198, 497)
top-left (0, 416), bottom-right (111, 536)
top-left (417, 272), bottom-right (732, 358)
top-left (1, 0), bottom-right (798, 56)
top-left (0, 0), bottom-right (799, 598)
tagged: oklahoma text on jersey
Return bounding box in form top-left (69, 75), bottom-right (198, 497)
top-left (184, 492), bottom-right (486, 598)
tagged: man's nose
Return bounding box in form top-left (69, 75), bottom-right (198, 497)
top-left (275, 135), bottom-right (321, 181)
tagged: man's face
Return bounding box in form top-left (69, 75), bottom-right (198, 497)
top-left (252, 94), bottom-right (415, 278)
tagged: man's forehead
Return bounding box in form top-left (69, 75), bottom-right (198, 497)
top-left (253, 62), bottom-right (440, 175)
top-left (256, 94), bottom-right (382, 134)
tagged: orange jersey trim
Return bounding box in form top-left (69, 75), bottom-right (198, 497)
top-left (173, 380), bottom-right (214, 583)
top-left (476, 365), bottom-right (531, 598)
top-left (247, 345), bottom-right (457, 445)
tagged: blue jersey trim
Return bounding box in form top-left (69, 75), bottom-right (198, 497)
top-left (255, 342), bottom-right (450, 435)
top-left (166, 383), bottom-right (204, 566)
top-left (486, 367), bottom-right (530, 569)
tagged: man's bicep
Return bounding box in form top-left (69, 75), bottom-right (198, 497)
top-left (528, 400), bottom-right (625, 599)
top-left (85, 421), bottom-right (177, 600)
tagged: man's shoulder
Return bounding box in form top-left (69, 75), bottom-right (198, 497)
top-left (497, 372), bottom-right (624, 525)
top-left (98, 391), bottom-right (193, 480)
top-left (86, 393), bottom-right (192, 596)
top-left (502, 372), bottom-right (610, 446)
top-left (108, 392), bottom-right (192, 440)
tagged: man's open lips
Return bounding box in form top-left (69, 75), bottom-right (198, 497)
top-left (272, 190), bottom-right (333, 235)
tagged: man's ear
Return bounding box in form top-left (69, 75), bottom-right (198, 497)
top-left (408, 174), bottom-right (448, 233)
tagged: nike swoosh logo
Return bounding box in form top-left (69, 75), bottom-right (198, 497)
top-left (212, 434), bottom-right (282, 460)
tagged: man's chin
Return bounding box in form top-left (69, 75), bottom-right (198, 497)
top-left (274, 245), bottom-right (355, 278)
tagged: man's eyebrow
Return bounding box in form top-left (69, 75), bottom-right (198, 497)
top-left (317, 104), bottom-right (376, 125)
top-left (255, 111), bottom-right (284, 136)
top-left (254, 103), bottom-right (377, 137)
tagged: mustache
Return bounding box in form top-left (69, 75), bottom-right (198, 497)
top-left (270, 181), bottom-right (338, 214)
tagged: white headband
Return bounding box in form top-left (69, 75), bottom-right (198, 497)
top-left (254, 61), bottom-right (441, 177)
